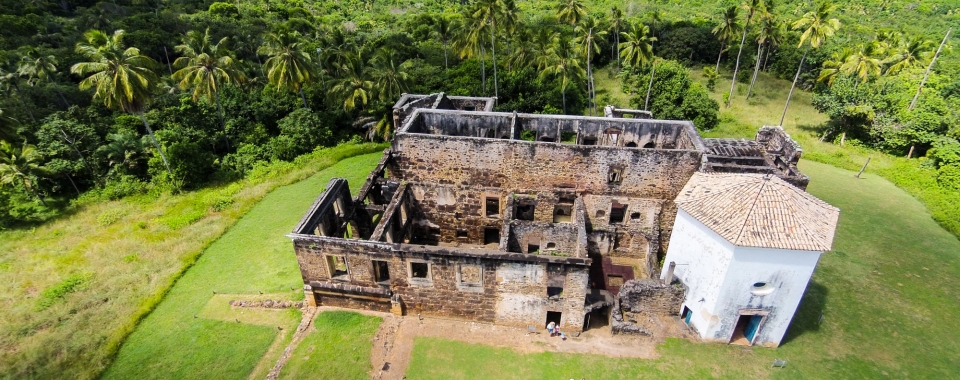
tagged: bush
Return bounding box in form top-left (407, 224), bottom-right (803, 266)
top-left (35, 273), bottom-right (92, 311)
top-left (270, 108), bottom-right (334, 161)
top-left (938, 165), bottom-right (960, 190)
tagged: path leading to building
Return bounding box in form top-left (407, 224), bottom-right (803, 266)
top-left (356, 306), bottom-right (697, 379)
top-left (266, 307), bottom-right (320, 380)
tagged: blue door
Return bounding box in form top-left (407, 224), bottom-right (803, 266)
top-left (744, 315), bottom-right (763, 342)
top-left (683, 307), bottom-right (692, 324)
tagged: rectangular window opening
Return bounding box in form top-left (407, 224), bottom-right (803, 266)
top-left (553, 205), bottom-right (573, 223)
top-left (608, 167), bottom-right (624, 184)
top-left (582, 137), bottom-right (597, 146)
top-left (411, 262), bottom-right (430, 279)
top-left (456, 229), bottom-right (469, 238)
top-left (326, 255), bottom-right (348, 279)
top-left (484, 228), bottom-right (500, 245)
top-left (609, 203), bottom-right (627, 224)
top-left (527, 244), bottom-right (540, 254)
top-left (373, 260), bottom-right (390, 282)
top-left (485, 197), bottom-right (500, 217)
top-left (516, 203), bottom-right (535, 221)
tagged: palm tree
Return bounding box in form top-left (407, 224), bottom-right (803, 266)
top-left (608, 7), bottom-right (626, 69)
top-left (431, 15), bottom-right (457, 71)
top-left (329, 53), bottom-right (374, 113)
top-left (453, 15), bottom-right (488, 93)
top-left (746, 11), bottom-right (781, 100)
top-left (507, 26), bottom-right (537, 72)
top-left (540, 35), bottom-right (585, 114)
top-left (779, 2), bottom-right (840, 127)
top-left (726, 0), bottom-right (765, 107)
top-left (0, 108), bottom-right (17, 142)
top-left (371, 50), bottom-right (410, 102)
top-left (817, 47), bottom-right (852, 86)
top-left (17, 46), bottom-right (70, 109)
top-left (0, 141), bottom-right (49, 206)
top-left (172, 28), bottom-right (243, 149)
top-left (619, 23), bottom-right (657, 69)
top-left (259, 29), bottom-right (314, 108)
top-left (712, 6), bottom-right (742, 72)
top-left (841, 41), bottom-right (882, 84)
top-left (555, 0), bottom-right (586, 26)
top-left (99, 132), bottom-right (148, 176)
top-left (1, 61), bottom-right (36, 123)
top-left (885, 34), bottom-right (934, 75)
top-left (575, 17), bottom-right (606, 115)
top-left (70, 29), bottom-right (170, 175)
top-left (473, 0), bottom-right (506, 99)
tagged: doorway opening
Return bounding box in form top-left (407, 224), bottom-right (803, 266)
top-left (730, 314), bottom-right (764, 346)
top-left (545, 311), bottom-right (562, 328)
top-left (483, 228), bottom-right (500, 245)
top-left (681, 306), bottom-right (692, 324)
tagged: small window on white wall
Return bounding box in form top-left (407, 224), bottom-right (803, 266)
top-left (750, 282), bottom-right (775, 296)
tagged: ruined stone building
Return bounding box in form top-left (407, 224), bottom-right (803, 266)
top-left (287, 93), bottom-right (836, 344)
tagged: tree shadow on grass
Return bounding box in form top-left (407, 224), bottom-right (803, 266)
top-left (780, 279), bottom-right (828, 346)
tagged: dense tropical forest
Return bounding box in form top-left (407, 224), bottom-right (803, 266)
top-left (0, 0), bottom-right (957, 229)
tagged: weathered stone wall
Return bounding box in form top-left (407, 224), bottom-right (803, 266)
top-left (406, 183), bottom-right (505, 245)
top-left (611, 279), bottom-right (685, 335)
top-left (506, 221), bottom-right (581, 255)
top-left (390, 134), bottom-right (702, 199)
top-left (291, 235), bottom-right (591, 331)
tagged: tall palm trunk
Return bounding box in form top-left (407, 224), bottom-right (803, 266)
top-left (910, 28), bottom-right (951, 111)
top-left (644, 61), bottom-right (656, 111)
top-left (490, 18), bottom-right (499, 100)
top-left (214, 91), bottom-right (231, 150)
top-left (779, 46), bottom-right (809, 127)
top-left (762, 44), bottom-right (772, 71)
top-left (727, 14), bottom-right (753, 107)
top-left (480, 45), bottom-right (487, 94)
top-left (298, 86), bottom-right (309, 109)
top-left (562, 87), bottom-right (567, 114)
top-left (443, 40), bottom-right (449, 71)
top-left (586, 29), bottom-right (594, 115)
top-left (715, 47), bottom-right (724, 72)
top-left (746, 42), bottom-right (763, 100)
top-left (138, 112), bottom-right (172, 175)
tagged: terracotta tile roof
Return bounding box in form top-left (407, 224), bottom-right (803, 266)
top-left (675, 173), bottom-right (840, 251)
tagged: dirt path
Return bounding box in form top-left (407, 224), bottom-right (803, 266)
top-left (265, 306), bottom-right (320, 380)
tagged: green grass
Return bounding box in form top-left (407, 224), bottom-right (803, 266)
top-left (406, 160), bottom-right (960, 379)
top-left (101, 152), bottom-right (384, 379)
top-left (279, 311), bottom-right (382, 380)
top-left (0, 143), bottom-right (386, 380)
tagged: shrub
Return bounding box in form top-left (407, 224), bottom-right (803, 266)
top-left (938, 165), bottom-right (960, 190)
top-left (97, 209), bottom-right (125, 226)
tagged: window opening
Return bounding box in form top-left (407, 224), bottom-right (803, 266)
top-left (643, 142), bottom-right (655, 149)
top-left (625, 142), bottom-right (638, 148)
top-left (608, 166), bottom-right (624, 184)
top-left (485, 197), bottom-right (500, 217)
top-left (630, 212), bottom-right (641, 220)
top-left (527, 244), bottom-right (540, 254)
top-left (545, 242), bottom-right (557, 250)
top-left (516, 202), bottom-right (535, 221)
top-left (373, 260), bottom-right (390, 282)
top-left (553, 205), bottom-right (573, 223)
top-left (484, 228), bottom-right (500, 245)
top-left (456, 229), bottom-right (468, 238)
top-left (547, 265), bottom-right (564, 297)
top-left (411, 262), bottom-right (430, 279)
top-left (581, 137), bottom-right (597, 146)
top-left (327, 256), bottom-right (348, 279)
top-left (609, 202), bottom-right (627, 224)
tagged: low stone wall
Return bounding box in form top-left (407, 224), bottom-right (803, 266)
top-left (229, 299), bottom-right (304, 309)
top-left (611, 279), bottom-right (685, 335)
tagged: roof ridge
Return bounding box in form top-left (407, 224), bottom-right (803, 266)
top-left (780, 186), bottom-right (830, 250)
top-left (732, 177), bottom-right (767, 246)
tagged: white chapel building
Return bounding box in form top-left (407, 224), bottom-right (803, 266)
top-left (661, 172), bottom-right (840, 347)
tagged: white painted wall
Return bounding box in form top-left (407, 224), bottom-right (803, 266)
top-left (662, 209), bottom-right (823, 347)
top-left (660, 210), bottom-right (734, 338)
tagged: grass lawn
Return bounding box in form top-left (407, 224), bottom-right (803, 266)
top-left (279, 311), bottom-right (382, 380)
top-left (0, 142), bottom-right (386, 379)
top-left (406, 160), bottom-right (960, 379)
top-left (100, 152), bottom-right (384, 379)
